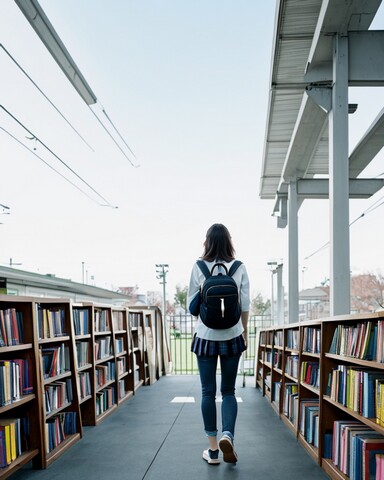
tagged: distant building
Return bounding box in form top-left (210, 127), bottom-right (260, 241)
top-left (299, 287), bottom-right (330, 321)
top-left (0, 265), bottom-right (131, 305)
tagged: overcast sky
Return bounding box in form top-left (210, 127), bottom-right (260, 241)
top-left (1, 1), bottom-right (384, 303)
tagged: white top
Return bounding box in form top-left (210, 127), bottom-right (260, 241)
top-left (187, 259), bottom-right (250, 341)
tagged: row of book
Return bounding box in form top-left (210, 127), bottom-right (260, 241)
top-left (115, 338), bottom-right (125, 355)
top-left (329, 321), bottom-right (382, 362)
top-left (274, 330), bottom-right (283, 347)
top-left (302, 327), bottom-right (321, 354)
top-left (117, 357), bottom-right (126, 377)
top-left (286, 329), bottom-right (299, 350)
top-left (299, 399), bottom-right (319, 447)
top-left (76, 340), bottom-right (90, 368)
top-left (41, 344), bottom-right (70, 379)
top-left (95, 337), bottom-right (112, 360)
top-left (96, 386), bottom-right (115, 416)
top-left (72, 308), bottom-right (89, 336)
top-left (283, 383), bottom-right (298, 427)
top-left (45, 412), bottom-right (77, 453)
top-left (0, 418), bottom-right (26, 467)
top-left (44, 379), bottom-right (73, 415)
top-left (300, 361), bottom-right (320, 389)
top-left (0, 309), bottom-right (23, 347)
top-left (332, 419), bottom-right (384, 479)
top-left (94, 309), bottom-right (110, 333)
top-left (36, 306), bottom-right (66, 340)
top-left (285, 354), bottom-right (299, 379)
top-left (95, 362), bottom-right (115, 388)
top-left (78, 372), bottom-right (91, 401)
top-left (0, 359), bottom-right (33, 406)
top-left (327, 364), bottom-right (384, 421)
top-left (112, 311), bottom-right (125, 331)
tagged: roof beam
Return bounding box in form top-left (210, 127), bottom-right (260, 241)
top-left (282, 89), bottom-right (329, 182)
top-left (305, 31), bottom-right (384, 86)
top-left (15, 0), bottom-right (97, 105)
top-left (306, 0), bottom-right (380, 72)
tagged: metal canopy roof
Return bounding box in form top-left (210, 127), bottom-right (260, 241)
top-left (259, 0), bottom-right (383, 201)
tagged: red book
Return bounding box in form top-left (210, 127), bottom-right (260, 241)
top-left (363, 438), bottom-right (384, 480)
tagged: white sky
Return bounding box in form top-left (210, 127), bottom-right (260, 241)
top-left (1, 1), bottom-right (384, 302)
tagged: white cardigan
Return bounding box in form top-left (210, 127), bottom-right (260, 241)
top-left (187, 259), bottom-right (250, 341)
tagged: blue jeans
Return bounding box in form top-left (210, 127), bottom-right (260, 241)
top-left (196, 353), bottom-right (241, 439)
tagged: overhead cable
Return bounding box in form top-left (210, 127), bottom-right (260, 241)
top-left (88, 106), bottom-right (139, 168)
top-left (304, 195), bottom-right (384, 261)
top-left (0, 43), bottom-right (94, 152)
top-left (0, 105), bottom-right (117, 208)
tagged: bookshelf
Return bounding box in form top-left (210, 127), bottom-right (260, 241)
top-left (35, 299), bottom-right (82, 468)
top-left (128, 311), bottom-right (145, 390)
top-left (0, 296), bottom-right (43, 478)
top-left (0, 296), bottom-right (167, 475)
top-left (72, 303), bottom-right (94, 426)
top-left (257, 312), bottom-right (384, 480)
top-left (112, 307), bottom-right (134, 405)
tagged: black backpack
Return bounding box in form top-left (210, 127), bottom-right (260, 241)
top-left (196, 260), bottom-right (242, 329)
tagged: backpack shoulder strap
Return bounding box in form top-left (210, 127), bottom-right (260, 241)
top-left (228, 260), bottom-right (242, 277)
top-left (196, 260), bottom-right (211, 279)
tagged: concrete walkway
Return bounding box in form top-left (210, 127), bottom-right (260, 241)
top-left (12, 375), bottom-right (328, 479)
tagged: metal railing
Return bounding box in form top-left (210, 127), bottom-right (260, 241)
top-left (168, 314), bottom-right (271, 375)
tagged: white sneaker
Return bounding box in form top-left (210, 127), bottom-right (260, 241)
top-left (219, 434), bottom-right (238, 463)
top-left (202, 449), bottom-right (220, 464)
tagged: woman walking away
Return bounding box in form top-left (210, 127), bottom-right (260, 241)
top-left (188, 224), bottom-right (250, 465)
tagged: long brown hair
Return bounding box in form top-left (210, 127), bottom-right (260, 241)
top-left (201, 224), bottom-right (235, 262)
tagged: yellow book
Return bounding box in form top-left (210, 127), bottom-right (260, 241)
top-left (0, 423), bottom-right (11, 465)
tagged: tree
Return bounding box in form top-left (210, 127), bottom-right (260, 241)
top-left (174, 284), bottom-right (188, 311)
top-left (250, 292), bottom-right (271, 315)
top-left (351, 272), bottom-right (384, 313)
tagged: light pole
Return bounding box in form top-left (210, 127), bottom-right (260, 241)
top-left (267, 260), bottom-right (284, 325)
top-left (155, 264), bottom-right (169, 324)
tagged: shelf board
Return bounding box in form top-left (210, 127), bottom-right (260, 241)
top-left (0, 343), bottom-right (33, 353)
top-left (38, 336), bottom-right (70, 344)
top-left (77, 363), bottom-right (92, 372)
top-left (95, 355), bottom-right (114, 365)
top-left (300, 382), bottom-right (320, 395)
top-left (280, 414), bottom-right (297, 436)
top-left (118, 371), bottom-right (129, 380)
top-left (323, 395), bottom-right (384, 434)
top-left (0, 448), bottom-right (39, 478)
top-left (94, 331), bottom-right (112, 336)
top-left (46, 433), bottom-right (81, 467)
top-left (301, 351), bottom-right (320, 358)
top-left (0, 394), bottom-right (35, 413)
top-left (95, 404), bottom-right (118, 425)
top-left (43, 371), bottom-right (71, 385)
top-left (74, 334), bottom-right (91, 340)
top-left (116, 350), bottom-right (127, 358)
top-left (79, 394), bottom-right (92, 405)
top-left (325, 353), bottom-right (384, 369)
top-left (45, 402), bottom-right (72, 420)
top-left (96, 379), bottom-right (116, 393)
top-left (322, 458), bottom-right (348, 480)
top-left (284, 373), bottom-right (298, 383)
top-left (118, 390), bottom-right (134, 404)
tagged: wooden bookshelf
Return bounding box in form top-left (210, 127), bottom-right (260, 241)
top-left (0, 296), bottom-right (43, 478)
top-left (112, 306), bottom-right (134, 405)
top-left (128, 310), bottom-right (145, 391)
top-left (257, 313), bottom-right (384, 479)
top-left (0, 296), bottom-right (167, 475)
top-left (71, 303), bottom-right (94, 427)
top-left (34, 298), bottom-right (82, 468)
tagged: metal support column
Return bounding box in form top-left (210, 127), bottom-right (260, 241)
top-left (329, 34), bottom-right (350, 315)
top-left (288, 181), bottom-right (299, 323)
